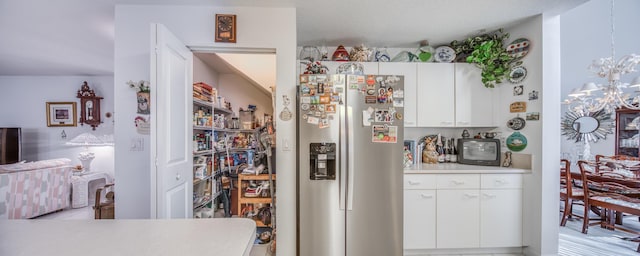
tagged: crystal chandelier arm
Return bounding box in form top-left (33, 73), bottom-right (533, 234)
top-left (617, 54), bottom-right (640, 75)
top-left (614, 91), bottom-right (640, 110)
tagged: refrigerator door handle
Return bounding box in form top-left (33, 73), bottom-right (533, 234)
top-left (347, 106), bottom-right (355, 211)
top-left (339, 105), bottom-right (347, 210)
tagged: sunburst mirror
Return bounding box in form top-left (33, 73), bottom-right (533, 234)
top-left (561, 109), bottom-right (614, 143)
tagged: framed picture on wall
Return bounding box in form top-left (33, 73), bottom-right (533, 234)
top-left (46, 102), bottom-right (77, 127)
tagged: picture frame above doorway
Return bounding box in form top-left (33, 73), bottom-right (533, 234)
top-left (46, 102), bottom-right (77, 127)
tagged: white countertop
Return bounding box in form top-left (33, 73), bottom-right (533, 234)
top-left (0, 218), bottom-right (256, 256)
top-left (404, 163), bottom-right (530, 174)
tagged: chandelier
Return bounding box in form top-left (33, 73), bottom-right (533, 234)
top-left (564, 0), bottom-right (640, 115)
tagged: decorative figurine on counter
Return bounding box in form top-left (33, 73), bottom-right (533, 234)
top-left (502, 151), bottom-right (513, 167)
top-left (422, 137), bottom-right (438, 164)
top-left (461, 129), bottom-right (470, 138)
top-left (474, 133), bottom-right (482, 139)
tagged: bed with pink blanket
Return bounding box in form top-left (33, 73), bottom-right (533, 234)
top-left (0, 158), bottom-right (73, 219)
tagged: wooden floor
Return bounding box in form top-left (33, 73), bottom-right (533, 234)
top-left (33, 206), bottom-right (640, 255)
top-left (559, 205), bottom-right (640, 255)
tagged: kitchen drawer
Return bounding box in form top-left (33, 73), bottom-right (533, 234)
top-left (436, 174), bottom-right (480, 189)
top-left (481, 174), bottom-right (523, 189)
top-left (404, 174), bottom-right (437, 190)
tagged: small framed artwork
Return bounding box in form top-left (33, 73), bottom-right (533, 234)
top-left (46, 102), bottom-right (77, 127)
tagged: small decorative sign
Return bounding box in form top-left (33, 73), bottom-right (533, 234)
top-left (510, 101), bottom-right (527, 113)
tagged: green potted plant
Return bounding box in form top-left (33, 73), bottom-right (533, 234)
top-left (450, 29), bottom-right (520, 88)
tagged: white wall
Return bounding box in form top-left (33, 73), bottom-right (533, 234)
top-left (496, 15), bottom-right (553, 255)
top-left (560, 0), bottom-right (640, 160)
top-left (0, 76), bottom-right (115, 176)
top-left (218, 74), bottom-right (273, 121)
top-left (193, 55), bottom-right (219, 87)
top-left (194, 54), bottom-right (274, 127)
top-left (114, 5), bottom-right (296, 255)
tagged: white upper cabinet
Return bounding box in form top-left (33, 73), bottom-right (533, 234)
top-left (454, 63), bottom-right (497, 127)
top-left (379, 62), bottom-right (417, 127)
top-left (416, 63), bottom-right (455, 127)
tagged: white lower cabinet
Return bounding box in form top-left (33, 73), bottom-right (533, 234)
top-left (480, 189), bottom-right (523, 247)
top-left (404, 173), bottom-right (523, 252)
top-left (480, 174), bottom-right (523, 248)
top-left (436, 189), bottom-right (480, 248)
top-left (404, 189), bottom-right (436, 249)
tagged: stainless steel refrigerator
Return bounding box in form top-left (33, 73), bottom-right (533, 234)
top-left (297, 73), bottom-right (404, 256)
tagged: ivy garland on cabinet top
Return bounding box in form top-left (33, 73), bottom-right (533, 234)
top-left (450, 29), bottom-right (522, 88)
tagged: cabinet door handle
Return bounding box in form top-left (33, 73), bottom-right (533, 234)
top-left (463, 193), bottom-right (478, 198)
top-left (458, 121), bottom-right (470, 125)
top-left (408, 180), bottom-right (421, 185)
top-left (482, 193), bottom-right (496, 198)
top-left (176, 173), bottom-right (181, 181)
top-left (405, 121), bottom-right (415, 125)
top-left (450, 180), bottom-right (465, 186)
top-left (420, 193), bottom-right (434, 199)
top-left (494, 179), bottom-right (507, 185)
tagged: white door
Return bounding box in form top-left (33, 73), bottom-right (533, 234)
top-left (151, 24), bottom-right (194, 219)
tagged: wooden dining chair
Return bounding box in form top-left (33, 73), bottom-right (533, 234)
top-left (560, 159), bottom-right (585, 226)
top-left (576, 160), bottom-right (611, 234)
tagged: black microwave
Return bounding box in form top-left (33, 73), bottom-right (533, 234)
top-left (457, 138), bottom-right (501, 166)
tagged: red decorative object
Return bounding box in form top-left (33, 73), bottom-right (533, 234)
top-left (332, 45), bottom-right (350, 61)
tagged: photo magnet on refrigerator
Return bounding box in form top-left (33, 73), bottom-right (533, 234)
top-left (393, 88), bottom-right (404, 98)
top-left (307, 116), bottom-right (320, 125)
top-left (372, 125), bottom-right (398, 143)
top-left (363, 110), bottom-right (372, 126)
top-left (393, 99), bottom-right (404, 107)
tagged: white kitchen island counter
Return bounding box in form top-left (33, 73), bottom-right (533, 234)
top-left (0, 218), bottom-right (256, 256)
top-left (404, 163), bottom-right (530, 174)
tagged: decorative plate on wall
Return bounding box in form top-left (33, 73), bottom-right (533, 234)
top-left (508, 66), bottom-right (527, 83)
top-left (507, 116), bottom-right (526, 130)
top-left (506, 38), bottom-right (530, 60)
top-left (506, 132), bottom-right (528, 152)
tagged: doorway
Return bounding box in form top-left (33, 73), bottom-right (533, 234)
top-left (193, 51), bottom-right (277, 247)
